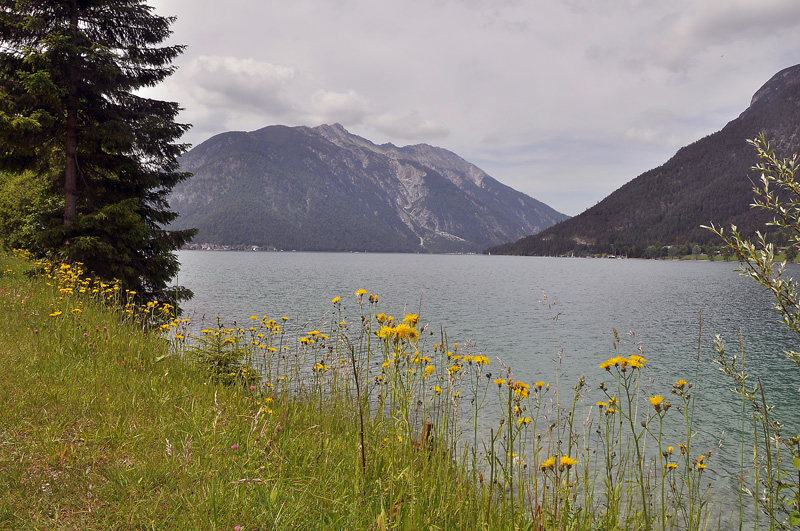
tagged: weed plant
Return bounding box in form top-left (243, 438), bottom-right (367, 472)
top-left (0, 250), bottom-right (779, 530)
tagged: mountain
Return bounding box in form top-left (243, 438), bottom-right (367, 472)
top-left (486, 64), bottom-right (800, 257)
top-left (169, 123), bottom-right (567, 253)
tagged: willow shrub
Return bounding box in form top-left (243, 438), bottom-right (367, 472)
top-left (706, 135), bottom-right (800, 530)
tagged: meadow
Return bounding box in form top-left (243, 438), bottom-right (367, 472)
top-left (0, 251), bottom-right (795, 530)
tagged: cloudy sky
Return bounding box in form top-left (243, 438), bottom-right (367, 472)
top-left (145, 0), bottom-right (800, 216)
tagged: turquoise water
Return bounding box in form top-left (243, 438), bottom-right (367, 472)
top-left (176, 250), bottom-right (800, 517)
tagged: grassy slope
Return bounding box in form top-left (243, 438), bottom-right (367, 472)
top-left (0, 254), bottom-right (503, 530)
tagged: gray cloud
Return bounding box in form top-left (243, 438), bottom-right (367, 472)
top-left (147, 0), bottom-right (800, 215)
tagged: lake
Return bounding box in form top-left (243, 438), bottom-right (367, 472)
top-left (176, 250), bottom-right (800, 508)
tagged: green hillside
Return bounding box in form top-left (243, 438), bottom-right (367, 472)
top-left (487, 64), bottom-right (800, 257)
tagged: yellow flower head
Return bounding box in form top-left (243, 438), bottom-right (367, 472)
top-left (355, 288), bottom-right (367, 301)
top-left (628, 354), bottom-right (646, 368)
top-left (376, 325), bottom-right (395, 339)
top-left (394, 323), bottom-right (420, 341)
top-left (560, 456), bottom-right (578, 469)
top-left (540, 456), bottom-right (556, 470)
top-left (666, 463), bottom-right (678, 470)
top-left (403, 313), bottom-right (420, 326)
top-left (600, 356), bottom-right (623, 370)
top-left (332, 296), bottom-right (341, 304)
top-left (494, 378), bottom-right (507, 387)
top-left (649, 395), bottom-right (664, 409)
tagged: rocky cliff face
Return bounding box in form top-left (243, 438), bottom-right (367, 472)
top-left (170, 123), bottom-right (567, 252)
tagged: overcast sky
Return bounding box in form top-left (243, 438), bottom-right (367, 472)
top-left (145, 0), bottom-right (800, 216)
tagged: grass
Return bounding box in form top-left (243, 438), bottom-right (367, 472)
top-left (0, 251), bottom-right (790, 530)
top-left (0, 253), bottom-right (508, 530)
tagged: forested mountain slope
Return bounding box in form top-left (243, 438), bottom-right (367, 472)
top-left (487, 64), bottom-right (800, 257)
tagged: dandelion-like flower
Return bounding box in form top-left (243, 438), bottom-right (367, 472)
top-left (628, 354), bottom-right (646, 368)
top-left (560, 456), bottom-right (577, 469)
top-left (649, 395), bottom-right (664, 410)
top-left (332, 296), bottom-right (341, 304)
top-left (494, 378), bottom-right (506, 387)
top-left (540, 456), bottom-right (556, 470)
top-left (403, 313), bottom-right (420, 326)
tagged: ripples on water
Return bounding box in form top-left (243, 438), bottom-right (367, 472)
top-left (177, 251), bottom-right (800, 520)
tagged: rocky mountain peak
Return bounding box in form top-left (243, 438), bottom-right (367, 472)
top-left (171, 124), bottom-right (568, 253)
top-left (747, 64), bottom-right (800, 112)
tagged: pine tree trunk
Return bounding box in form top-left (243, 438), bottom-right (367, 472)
top-left (63, 1), bottom-right (79, 228)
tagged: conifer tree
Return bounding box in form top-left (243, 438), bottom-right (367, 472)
top-left (0, 0), bottom-right (196, 302)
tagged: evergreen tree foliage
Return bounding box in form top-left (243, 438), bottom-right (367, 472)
top-left (0, 0), bottom-right (196, 302)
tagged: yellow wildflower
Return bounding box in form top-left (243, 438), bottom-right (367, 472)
top-left (629, 354), bottom-right (646, 366)
top-left (540, 456), bottom-right (556, 470)
top-left (649, 395), bottom-right (664, 409)
top-left (332, 296), bottom-right (341, 304)
top-left (494, 378), bottom-right (506, 387)
top-left (376, 325), bottom-right (395, 339)
top-left (403, 313), bottom-right (420, 326)
top-left (560, 456), bottom-right (578, 469)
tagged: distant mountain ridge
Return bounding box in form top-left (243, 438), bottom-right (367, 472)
top-left (487, 64), bottom-right (800, 257)
top-left (170, 123), bottom-right (567, 253)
